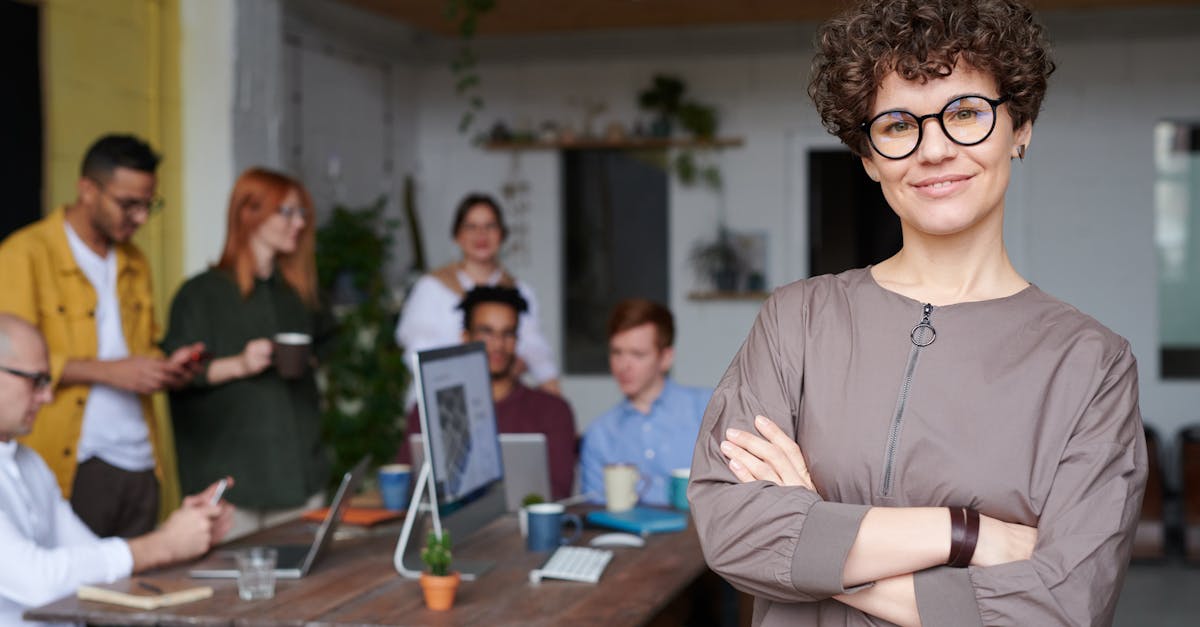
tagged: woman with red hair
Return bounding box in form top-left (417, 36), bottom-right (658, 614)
top-left (163, 167), bottom-right (332, 539)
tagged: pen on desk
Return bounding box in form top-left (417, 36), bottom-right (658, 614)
top-left (137, 580), bottom-right (165, 595)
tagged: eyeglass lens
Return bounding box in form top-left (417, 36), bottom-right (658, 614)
top-left (867, 96), bottom-right (1001, 159)
top-left (0, 365), bottom-right (51, 390)
top-left (278, 205), bottom-right (305, 219)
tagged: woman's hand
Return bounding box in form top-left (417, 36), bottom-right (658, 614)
top-left (973, 515), bottom-right (1038, 566)
top-left (239, 338), bottom-right (273, 377)
top-left (720, 415), bottom-right (815, 492)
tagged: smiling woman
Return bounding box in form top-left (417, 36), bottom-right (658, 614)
top-left (687, 1), bottom-right (1147, 626)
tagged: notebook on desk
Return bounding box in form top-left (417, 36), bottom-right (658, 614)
top-left (585, 507), bottom-right (687, 536)
top-left (188, 457), bottom-right (369, 580)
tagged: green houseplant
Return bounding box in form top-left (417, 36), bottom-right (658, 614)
top-left (419, 530), bottom-right (460, 610)
top-left (636, 73), bottom-right (723, 192)
top-left (315, 198), bottom-right (409, 491)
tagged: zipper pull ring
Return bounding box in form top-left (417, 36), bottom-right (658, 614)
top-left (910, 303), bottom-right (936, 347)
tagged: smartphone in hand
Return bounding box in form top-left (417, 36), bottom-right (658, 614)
top-left (209, 478), bottom-right (228, 506)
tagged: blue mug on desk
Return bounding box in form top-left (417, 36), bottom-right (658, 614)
top-left (526, 503), bottom-right (582, 552)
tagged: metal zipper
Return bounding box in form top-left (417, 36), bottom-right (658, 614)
top-left (881, 303), bottom-right (936, 496)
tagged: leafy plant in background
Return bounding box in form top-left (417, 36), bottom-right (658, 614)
top-left (315, 198), bottom-right (409, 491)
top-left (637, 73), bottom-right (723, 191)
top-left (447, 0), bottom-right (497, 134)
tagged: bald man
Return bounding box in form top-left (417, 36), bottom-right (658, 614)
top-left (0, 314), bottom-right (231, 625)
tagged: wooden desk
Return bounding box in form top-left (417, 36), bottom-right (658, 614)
top-left (26, 510), bottom-right (709, 626)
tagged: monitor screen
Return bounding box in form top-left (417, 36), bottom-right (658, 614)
top-left (413, 343), bottom-right (504, 504)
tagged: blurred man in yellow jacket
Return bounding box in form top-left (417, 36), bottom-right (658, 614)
top-left (0, 135), bottom-right (203, 538)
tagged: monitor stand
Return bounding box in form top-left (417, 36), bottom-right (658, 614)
top-left (393, 461), bottom-right (503, 581)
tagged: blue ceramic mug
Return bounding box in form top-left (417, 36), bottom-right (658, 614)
top-left (378, 464), bottom-right (412, 511)
top-left (526, 503), bottom-right (582, 552)
top-left (669, 468), bottom-right (690, 511)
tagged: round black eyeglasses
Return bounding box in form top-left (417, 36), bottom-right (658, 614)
top-left (861, 95), bottom-right (1010, 160)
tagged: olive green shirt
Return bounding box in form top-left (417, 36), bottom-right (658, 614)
top-left (163, 269), bottom-right (333, 509)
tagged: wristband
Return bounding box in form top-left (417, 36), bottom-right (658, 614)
top-left (949, 507), bottom-right (980, 568)
top-left (947, 507), bottom-right (966, 566)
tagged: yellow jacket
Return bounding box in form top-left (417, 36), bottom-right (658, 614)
top-left (0, 206), bottom-right (163, 496)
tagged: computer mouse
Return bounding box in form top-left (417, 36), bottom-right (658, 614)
top-left (589, 532), bottom-right (646, 549)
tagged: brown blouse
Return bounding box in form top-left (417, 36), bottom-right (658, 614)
top-left (688, 267), bottom-right (1146, 626)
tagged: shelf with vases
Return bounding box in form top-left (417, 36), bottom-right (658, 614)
top-left (482, 137), bottom-right (744, 151)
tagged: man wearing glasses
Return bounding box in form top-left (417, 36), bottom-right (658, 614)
top-left (0, 134), bottom-right (204, 538)
top-left (0, 313), bottom-right (231, 625)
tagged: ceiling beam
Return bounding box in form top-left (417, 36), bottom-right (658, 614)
top-left (338, 0), bottom-right (1200, 37)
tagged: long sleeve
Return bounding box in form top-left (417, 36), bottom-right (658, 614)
top-left (0, 237), bottom-right (69, 387)
top-left (579, 427), bottom-right (607, 503)
top-left (688, 290), bottom-right (870, 602)
top-left (914, 344), bottom-right (1146, 627)
top-left (0, 449), bottom-right (132, 614)
top-left (162, 277), bottom-right (213, 387)
top-left (513, 282), bottom-right (559, 384)
top-left (395, 276), bottom-right (458, 370)
top-left (0, 505), bottom-right (132, 610)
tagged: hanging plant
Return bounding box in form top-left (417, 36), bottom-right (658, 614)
top-left (446, 0), bottom-right (496, 134)
top-left (637, 73), bottom-right (723, 192)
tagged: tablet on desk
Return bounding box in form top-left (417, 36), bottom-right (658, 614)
top-left (188, 457), bottom-right (368, 580)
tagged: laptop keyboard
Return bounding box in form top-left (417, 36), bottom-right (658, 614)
top-left (528, 546), bottom-right (613, 584)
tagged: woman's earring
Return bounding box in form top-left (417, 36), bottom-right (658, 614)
top-left (1017, 144), bottom-right (1026, 160)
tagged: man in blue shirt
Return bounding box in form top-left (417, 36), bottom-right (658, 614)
top-left (580, 299), bottom-right (712, 506)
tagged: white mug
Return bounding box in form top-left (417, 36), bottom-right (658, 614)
top-left (603, 463), bottom-right (646, 512)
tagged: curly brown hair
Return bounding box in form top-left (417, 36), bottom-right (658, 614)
top-left (809, 0), bottom-right (1055, 156)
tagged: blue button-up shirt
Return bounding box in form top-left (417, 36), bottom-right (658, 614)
top-left (580, 379), bottom-right (713, 506)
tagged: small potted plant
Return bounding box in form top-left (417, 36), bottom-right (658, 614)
top-left (419, 530), bottom-right (459, 611)
top-left (690, 228), bottom-right (746, 292)
top-left (518, 493), bottom-right (546, 539)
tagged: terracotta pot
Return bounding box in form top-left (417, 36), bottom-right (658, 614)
top-left (419, 572), bottom-right (461, 611)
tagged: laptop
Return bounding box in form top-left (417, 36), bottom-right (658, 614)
top-left (189, 457), bottom-right (370, 580)
top-left (409, 432), bottom-right (551, 512)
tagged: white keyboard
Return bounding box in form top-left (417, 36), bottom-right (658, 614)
top-left (529, 546), bottom-right (614, 584)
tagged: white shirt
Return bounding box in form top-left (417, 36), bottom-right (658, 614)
top-left (395, 270), bottom-right (559, 402)
top-left (0, 440), bottom-right (132, 626)
top-left (63, 224), bottom-right (153, 472)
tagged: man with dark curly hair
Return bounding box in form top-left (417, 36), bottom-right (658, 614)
top-left (689, 0), bottom-right (1146, 625)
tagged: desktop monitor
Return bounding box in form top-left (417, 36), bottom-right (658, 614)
top-left (413, 342), bottom-right (505, 506)
top-left (398, 342), bottom-right (507, 579)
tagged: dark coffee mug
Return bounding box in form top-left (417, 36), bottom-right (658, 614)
top-left (525, 503), bottom-right (582, 552)
top-left (273, 333), bottom-right (311, 379)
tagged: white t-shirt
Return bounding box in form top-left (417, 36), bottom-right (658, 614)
top-left (63, 224), bottom-right (154, 472)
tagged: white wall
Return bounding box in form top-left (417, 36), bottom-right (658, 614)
top-left (405, 9), bottom-right (1200, 437)
top-left (180, 0), bottom-right (235, 275)
top-left (220, 3), bottom-right (1200, 445)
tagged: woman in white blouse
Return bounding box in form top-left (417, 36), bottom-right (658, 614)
top-left (395, 193), bottom-right (560, 396)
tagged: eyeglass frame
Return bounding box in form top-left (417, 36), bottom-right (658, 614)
top-left (277, 205), bottom-right (308, 221)
top-left (0, 365), bottom-right (51, 391)
top-left (87, 176), bottom-right (165, 216)
top-left (860, 94), bottom-right (1011, 160)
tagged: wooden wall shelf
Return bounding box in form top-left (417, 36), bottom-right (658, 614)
top-left (482, 137), bottom-right (744, 151)
top-left (687, 290), bottom-right (771, 302)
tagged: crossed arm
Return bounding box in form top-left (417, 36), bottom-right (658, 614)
top-left (719, 415), bottom-right (1037, 627)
